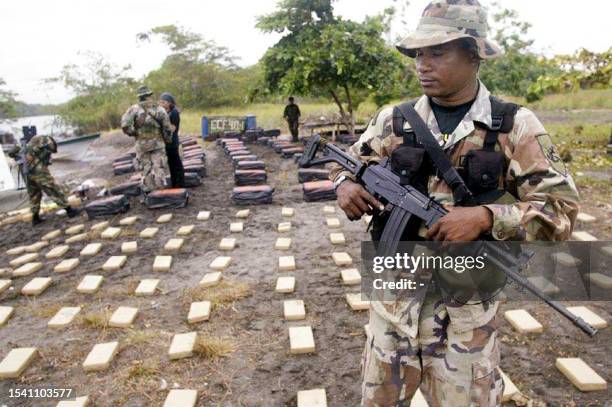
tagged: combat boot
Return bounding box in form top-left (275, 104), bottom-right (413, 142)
top-left (65, 206), bottom-right (81, 218)
top-left (32, 213), bottom-right (44, 226)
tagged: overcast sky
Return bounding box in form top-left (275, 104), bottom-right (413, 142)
top-left (1, 0), bottom-right (610, 105)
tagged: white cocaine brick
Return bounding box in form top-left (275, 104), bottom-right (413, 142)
top-left (197, 211), bottom-right (210, 221)
top-left (13, 262), bottom-right (43, 277)
top-left (284, 300), bottom-right (306, 320)
top-left (0, 306), bottom-right (15, 326)
top-left (177, 225), bottom-right (195, 236)
top-left (168, 332), bottom-right (197, 360)
top-left (219, 238), bottom-right (236, 251)
top-left (281, 207), bottom-right (295, 217)
top-left (326, 218), bottom-right (341, 228)
top-left (275, 237), bottom-right (292, 250)
top-left (322, 206), bottom-right (335, 214)
top-left (527, 276), bottom-right (560, 295)
top-left (587, 273), bottom-right (612, 289)
top-left (42, 229), bottom-right (61, 241)
top-left (555, 358), bottom-right (607, 391)
top-left (65, 233), bottom-right (88, 244)
top-left (230, 222), bottom-right (244, 233)
top-left (65, 224), bottom-right (85, 235)
top-left (503, 309), bottom-right (543, 334)
top-left (0, 347), bottom-right (38, 379)
top-left (91, 221), bottom-right (109, 232)
top-left (332, 252), bottom-right (352, 266)
top-left (157, 213), bottom-right (173, 223)
top-left (119, 216), bottom-right (139, 225)
top-left (499, 369), bottom-right (520, 402)
top-left (164, 238), bottom-right (184, 252)
top-left (576, 212), bottom-right (596, 223)
top-left (21, 277), bottom-right (52, 296)
top-left (57, 395), bottom-right (90, 407)
top-left (329, 233), bottom-right (345, 245)
top-left (278, 222), bottom-right (292, 232)
top-left (551, 252), bottom-right (581, 267)
top-left (341, 268), bottom-right (361, 285)
top-left (0, 279), bottom-right (11, 294)
top-left (153, 256), bottom-right (173, 272)
top-left (566, 306), bottom-right (607, 329)
top-left (289, 326), bottom-right (315, 354)
top-left (25, 241), bottom-right (48, 253)
top-left (279, 256), bottom-right (296, 271)
top-left (235, 209), bottom-right (250, 218)
top-left (77, 275), bottom-right (104, 294)
top-left (140, 227), bottom-right (159, 238)
top-left (6, 246), bottom-right (26, 256)
top-left (100, 227), bottom-right (121, 240)
top-left (80, 243), bottom-right (102, 257)
top-left (571, 231), bottom-right (597, 241)
top-left (346, 293), bottom-right (370, 311)
top-left (600, 246), bottom-right (612, 257)
top-left (121, 241), bottom-right (138, 254)
top-left (297, 388), bottom-right (327, 407)
top-left (54, 258), bottom-right (80, 273)
top-left (135, 279), bottom-right (159, 296)
top-left (199, 272), bottom-right (222, 288)
top-left (10, 253), bottom-right (39, 267)
top-left (82, 341), bottom-right (119, 372)
top-left (102, 256), bottom-right (127, 271)
top-left (209, 256), bottom-right (232, 270)
top-left (163, 389), bottom-right (198, 407)
top-left (275, 276), bottom-right (295, 293)
top-left (48, 307), bottom-right (81, 328)
top-left (188, 301), bottom-right (211, 323)
top-left (109, 306), bottom-right (139, 328)
top-left (410, 389), bottom-right (429, 407)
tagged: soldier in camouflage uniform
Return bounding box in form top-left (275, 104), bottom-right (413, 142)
top-left (9, 135), bottom-right (80, 225)
top-left (121, 86), bottom-right (173, 195)
top-left (330, 1), bottom-right (580, 406)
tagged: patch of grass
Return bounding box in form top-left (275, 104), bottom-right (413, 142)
top-left (126, 360), bottom-right (160, 381)
top-left (23, 301), bottom-right (63, 319)
top-left (80, 309), bottom-right (110, 329)
top-left (194, 336), bottom-right (235, 359)
top-left (126, 329), bottom-right (160, 346)
top-left (183, 280), bottom-right (250, 307)
top-left (529, 88), bottom-right (612, 111)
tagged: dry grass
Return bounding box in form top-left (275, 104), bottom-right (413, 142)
top-left (79, 309), bottom-right (111, 329)
top-left (183, 280), bottom-right (250, 307)
top-left (23, 301), bottom-right (63, 318)
top-left (194, 336), bottom-right (235, 359)
top-left (126, 359), bottom-right (161, 381)
top-left (126, 329), bottom-right (161, 346)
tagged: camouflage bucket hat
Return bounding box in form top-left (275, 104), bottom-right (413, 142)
top-left (136, 85), bottom-right (154, 98)
top-left (396, 0), bottom-right (502, 60)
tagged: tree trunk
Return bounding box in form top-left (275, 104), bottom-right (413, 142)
top-left (330, 89), bottom-right (353, 137)
top-left (343, 84), bottom-right (356, 137)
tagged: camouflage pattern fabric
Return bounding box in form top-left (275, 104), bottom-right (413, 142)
top-left (395, 0), bottom-right (502, 60)
top-left (362, 285), bottom-right (504, 407)
top-left (27, 168), bottom-right (69, 215)
top-left (121, 100), bottom-right (173, 194)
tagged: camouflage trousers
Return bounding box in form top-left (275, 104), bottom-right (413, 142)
top-left (362, 289), bottom-right (504, 407)
top-left (26, 169), bottom-right (69, 215)
top-left (136, 148), bottom-right (167, 194)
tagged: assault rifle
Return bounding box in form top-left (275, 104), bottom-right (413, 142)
top-left (299, 135), bottom-right (598, 336)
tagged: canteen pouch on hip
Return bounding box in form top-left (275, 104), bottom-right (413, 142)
top-left (461, 149), bottom-right (505, 195)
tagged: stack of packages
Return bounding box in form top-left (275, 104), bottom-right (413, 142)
top-left (298, 168), bottom-right (330, 183)
top-left (232, 185), bottom-right (274, 205)
top-left (85, 194), bottom-right (130, 219)
top-left (109, 181), bottom-right (142, 197)
top-left (280, 145), bottom-right (304, 158)
top-left (112, 152), bottom-right (136, 175)
top-left (243, 128), bottom-right (264, 144)
top-left (302, 180), bottom-right (336, 202)
top-left (145, 188), bottom-right (189, 209)
top-left (179, 137), bottom-right (206, 187)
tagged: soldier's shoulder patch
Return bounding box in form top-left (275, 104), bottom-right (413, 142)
top-left (536, 134), bottom-right (567, 176)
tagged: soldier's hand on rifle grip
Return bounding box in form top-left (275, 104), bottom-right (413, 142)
top-left (336, 180), bottom-right (384, 221)
top-left (426, 205), bottom-right (493, 241)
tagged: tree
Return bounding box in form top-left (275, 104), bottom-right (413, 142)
top-left (47, 52), bottom-right (136, 132)
top-left (0, 78), bottom-right (17, 118)
top-left (257, 0), bottom-right (403, 135)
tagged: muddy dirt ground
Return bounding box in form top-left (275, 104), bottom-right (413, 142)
top-left (0, 130), bottom-right (610, 406)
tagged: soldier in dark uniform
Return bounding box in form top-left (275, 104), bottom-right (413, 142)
top-left (283, 96), bottom-right (301, 142)
top-left (159, 92), bottom-right (185, 188)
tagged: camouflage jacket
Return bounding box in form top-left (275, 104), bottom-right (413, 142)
top-left (330, 81), bottom-right (580, 336)
top-left (9, 135), bottom-right (57, 174)
top-left (121, 101), bottom-right (172, 152)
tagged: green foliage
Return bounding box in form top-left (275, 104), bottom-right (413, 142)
top-left (257, 0), bottom-right (402, 134)
top-left (0, 78), bottom-right (17, 118)
top-left (48, 52), bottom-right (135, 132)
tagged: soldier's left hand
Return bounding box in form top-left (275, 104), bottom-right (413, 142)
top-left (426, 205), bottom-right (493, 241)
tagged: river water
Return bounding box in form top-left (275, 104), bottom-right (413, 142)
top-left (0, 115), bottom-right (74, 141)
